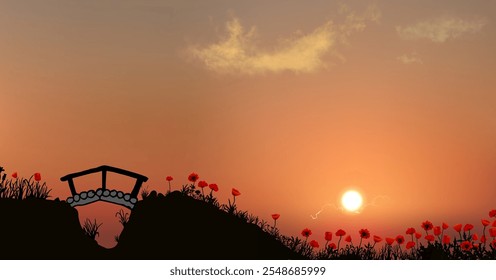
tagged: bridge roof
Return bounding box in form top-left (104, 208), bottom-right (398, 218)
top-left (60, 165), bottom-right (148, 182)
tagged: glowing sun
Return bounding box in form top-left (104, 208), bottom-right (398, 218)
top-left (341, 190), bottom-right (363, 212)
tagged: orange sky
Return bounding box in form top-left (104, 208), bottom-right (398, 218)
top-left (2, 0), bottom-right (496, 248)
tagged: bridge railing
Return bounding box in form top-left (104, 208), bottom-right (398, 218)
top-left (60, 165), bottom-right (148, 199)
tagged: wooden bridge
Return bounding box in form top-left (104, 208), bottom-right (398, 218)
top-left (60, 165), bottom-right (148, 209)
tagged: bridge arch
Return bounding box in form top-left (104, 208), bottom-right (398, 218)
top-left (60, 165), bottom-right (148, 209)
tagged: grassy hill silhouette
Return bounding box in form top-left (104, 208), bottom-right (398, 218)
top-left (0, 198), bottom-right (103, 259)
top-left (112, 191), bottom-right (303, 259)
top-left (0, 191), bottom-right (303, 259)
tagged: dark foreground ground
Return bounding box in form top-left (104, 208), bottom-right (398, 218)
top-left (0, 192), bottom-right (302, 259)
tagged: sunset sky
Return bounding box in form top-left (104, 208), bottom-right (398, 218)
top-left (2, 0), bottom-right (496, 248)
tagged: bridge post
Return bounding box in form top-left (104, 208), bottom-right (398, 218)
top-left (130, 179), bottom-right (144, 198)
top-left (67, 178), bottom-right (77, 196)
top-left (102, 170), bottom-right (107, 190)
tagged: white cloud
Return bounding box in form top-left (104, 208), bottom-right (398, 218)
top-left (397, 52), bottom-right (423, 65)
top-left (189, 6), bottom-right (381, 75)
top-left (397, 17), bottom-right (487, 43)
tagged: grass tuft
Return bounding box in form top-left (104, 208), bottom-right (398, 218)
top-left (115, 209), bottom-right (129, 227)
top-left (82, 218), bottom-right (102, 240)
top-left (140, 186), bottom-right (150, 199)
top-left (0, 171), bottom-right (51, 200)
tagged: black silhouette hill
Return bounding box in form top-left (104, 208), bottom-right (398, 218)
top-left (0, 198), bottom-right (103, 259)
top-left (0, 192), bottom-right (303, 259)
top-left (112, 191), bottom-right (303, 259)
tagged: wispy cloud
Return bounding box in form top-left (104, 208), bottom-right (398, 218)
top-left (397, 52), bottom-right (423, 65)
top-left (189, 6), bottom-right (381, 75)
top-left (397, 16), bottom-right (487, 43)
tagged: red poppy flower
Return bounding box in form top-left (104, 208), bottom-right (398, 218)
top-left (359, 228), bottom-right (370, 239)
top-left (301, 228), bottom-right (312, 238)
top-left (232, 188), bottom-right (241, 196)
top-left (188, 172), bottom-right (199, 183)
top-left (345, 235), bottom-right (352, 243)
top-left (12, 172), bottom-right (18, 179)
top-left (272, 214), bottom-right (280, 220)
top-left (433, 226), bottom-right (441, 236)
top-left (324, 231), bottom-right (333, 241)
top-left (198, 180), bottom-right (208, 188)
top-left (493, 220), bottom-right (496, 227)
top-left (460, 241), bottom-right (473, 251)
top-left (386, 237), bottom-right (395, 245)
top-left (166, 176), bottom-right (173, 181)
top-left (209, 183), bottom-right (219, 192)
top-left (481, 235), bottom-right (486, 243)
top-left (373, 235), bottom-right (382, 243)
top-left (34, 173), bottom-right (41, 182)
top-left (489, 209), bottom-right (496, 218)
top-left (442, 222), bottom-right (449, 230)
top-left (425, 235), bottom-right (435, 242)
top-left (406, 228), bottom-right (416, 235)
top-left (463, 224), bottom-right (474, 232)
top-left (453, 224), bottom-right (463, 232)
top-left (328, 243), bottom-right (337, 249)
top-left (309, 240), bottom-right (319, 248)
top-left (336, 229), bottom-right (346, 237)
top-left (472, 233), bottom-right (478, 241)
top-left (395, 235), bottom-right (405, 245)
top-left (421, 220), bottom-right (433, 231)
top-left (488, 227), bottom-right (496, 238)
top-left (406, 241), bottom-right (415, 249)
top-left (481, 219), bottom-right (490, 227)
top-left (442, 235), bottom-right (450, 245)
top-left (415, 232), bottom-right (422, 239)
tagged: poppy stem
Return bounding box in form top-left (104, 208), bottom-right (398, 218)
top-left (168, 182), bottom-right (171, 193)
top-left (482, 226), bottom-right (486, 246)
top-left (337, 237), bottom-right (342, 251)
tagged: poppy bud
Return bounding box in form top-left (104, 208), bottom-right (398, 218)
top-left (324, 231), bottom-right (333, 241)
top-left (232, 188), bottom-right (241, 196)
top-left (34, 173), bottom-right (41, 182)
